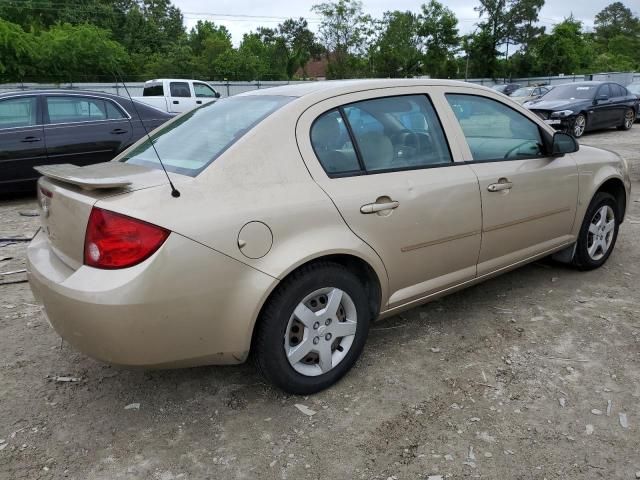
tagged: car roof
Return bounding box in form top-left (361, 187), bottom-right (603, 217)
top-left (240, 79), bottom-right (490, 99)
top-left (0, 89), bottom-right (130, 101)
top-left (555, 81), bottom-right (605, 87)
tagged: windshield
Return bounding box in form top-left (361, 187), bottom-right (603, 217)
top-left (542, 84), bottom-right (597, 101)
top-left (627, 83), bottom-right (640, 94)
top-left (511, 87), bottom-right (534, 97)
top-left (122, 95), bottom-right (292, 176)
top-left (492, 85), bottom-right (507, 92)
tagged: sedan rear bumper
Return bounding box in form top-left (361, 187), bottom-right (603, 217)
top-left (27, 229), bottom-right (276, 367)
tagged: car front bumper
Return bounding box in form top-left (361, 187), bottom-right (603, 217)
top-left (27, 229), bottom-right (276, 367)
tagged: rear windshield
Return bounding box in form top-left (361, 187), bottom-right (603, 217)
top-left (511, 87), bottom-right (534, 97)
top-left (542, 84), bottom-right (596, 100)
top-left (121, 95), bottom-right (292, 176)
top-left (627, 83), bottom-right (640, 94)
top-left (143, 84), bottom-right (164, 96)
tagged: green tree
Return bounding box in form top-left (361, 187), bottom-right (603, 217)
top-left (37, 23), bottom-right (130, 82)
top-left (0, 18), bottom-right (38, 81)
top-left (419, 0), bottom-right (459, 78)
top-left (312, 0), bottom-right (374, 78)
top-left (372, 11), bottom-right (422, 77)
top-left (465, 27), bottom-right (499, 78)
top-left (594, 2), bottom-right (640, 42)
top-left (278, 18), bottom-right (323, 79)
top-left (534, 17), bottom-right (592, 75)
top-left (142, 41), bottom-right (196, 78)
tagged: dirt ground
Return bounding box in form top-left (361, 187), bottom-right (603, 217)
top-left (1, 126), bottom-right (639, 480)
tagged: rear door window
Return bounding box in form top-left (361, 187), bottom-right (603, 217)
top-left (612, 84), bottom-right (625, 97)
top-left (106, 101), bottom-right (126, 119)
top-left (310, 109), bottom-right (361, 175)
top-left (170, 82), bottom-right (191, 98)
top-left (311, 95), bottom-right (452, 176)
top-left (46, 96), bottom-right (108, 124)
top-left (446, 94), bottom-right (544, 162)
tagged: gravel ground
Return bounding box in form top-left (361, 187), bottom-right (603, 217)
top-left (1, 126), bottom-right (639, 480)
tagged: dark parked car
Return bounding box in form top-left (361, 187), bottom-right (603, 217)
top-left (491, 83), bottom-right (521, 96)
top-left (524, 81), bottom-right (637, 138)
top-left (626, 82), bottom-right (640, 119)
top-left (0, 90), bottom-right (173, 193)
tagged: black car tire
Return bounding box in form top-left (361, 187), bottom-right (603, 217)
top-left (571, 192), bottom-right (619, 271)
top-left (253, 262), bottom-right (371, 395)
top-left (617, 108), bottom-right (634, 131)
top-left (571, 113), bottom-right (587, 138)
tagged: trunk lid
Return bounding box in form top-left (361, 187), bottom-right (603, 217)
top-left (36, 162), bottom-right (170, 270)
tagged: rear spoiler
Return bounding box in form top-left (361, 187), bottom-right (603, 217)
top-left (34, 163), bottom-right (134, 190)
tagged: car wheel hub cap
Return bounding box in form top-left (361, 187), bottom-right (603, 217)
top-left (625, 111), bottom-right (633, 128)
top-left (587, 205), bottom-right (615, 261)
top-left (284, 287), bottom-right (357, 377)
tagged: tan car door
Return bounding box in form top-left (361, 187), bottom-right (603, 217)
top-left (441, 89), bottom-right (579, 275)
top-left (296, 88), bottom-right (482, 309)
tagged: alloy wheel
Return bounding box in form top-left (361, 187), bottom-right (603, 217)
top-left (624, 110), bottom-right (634, 129)
top-left (587, 205), bottom-right (615, 261)
top-left (284, 287), bottom-right (357, 376)
top-left (573, 115), bottom-right (586, 137)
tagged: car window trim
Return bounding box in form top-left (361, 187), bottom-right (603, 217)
top-left (444, 92), bottom-right (550, 162)
top-left (311, 93), bottom-right (455, 179)
top-left (42, 93), bottom-right (132, 125)
top-left (338, 107), bottom-right (367, 172)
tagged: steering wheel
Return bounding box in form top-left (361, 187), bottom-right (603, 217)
top-left (503, 141), bottom-right (538, 159)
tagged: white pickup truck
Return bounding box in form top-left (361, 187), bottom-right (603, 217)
top-left (133, 79), bottom-right (221, 114)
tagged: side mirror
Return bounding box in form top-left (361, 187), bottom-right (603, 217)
top-left (595, 94), bottom-right (608, 104)
top-left (552, 131), bottom-right (579, 156)
top-left (214, 91), bottom-right (221, 99)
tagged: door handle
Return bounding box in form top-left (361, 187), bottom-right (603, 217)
top-left (21, 136), bottom-right (41, 143)
top-left (172, 100), bottom-right (179, 104)
top-left (487, 179), bottom-right (513, 192)
top-left (196, 100), bottom-right (202, 104)
top-left (110, 128), bottom-right (128, 135)
top-left (360, 200), bottom-right (399, 214)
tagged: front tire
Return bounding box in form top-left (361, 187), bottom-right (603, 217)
top-left (572, 192), bottom-right (619, 270)
top-left (253, 262), bottom-right (371, 394)
top-left (571, 113), bottom-right (587, 138)
top-left (617, 108), bottom-right (634, 130)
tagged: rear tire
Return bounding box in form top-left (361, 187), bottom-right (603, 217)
top-left (571, 192), bottom-right (619, 270)
top-left (253, 262), bottom-right (371, 395)
top-left (617, 108), bottom-right (634, 130)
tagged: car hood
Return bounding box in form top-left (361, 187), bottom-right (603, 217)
top-left (526, 98), bottom-right (588, 111)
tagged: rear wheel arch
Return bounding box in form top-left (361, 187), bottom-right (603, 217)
top-left (249, 253), bottom-right (383, 353)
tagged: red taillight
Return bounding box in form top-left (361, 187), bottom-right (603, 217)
top-left (84, 207), bottom-right (170, 269)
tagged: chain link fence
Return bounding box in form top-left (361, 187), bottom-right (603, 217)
top-left (1, 74), bottom-right (639, 97)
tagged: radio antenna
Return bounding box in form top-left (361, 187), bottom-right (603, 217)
top-left (114, 71), bottom-right (180, 198)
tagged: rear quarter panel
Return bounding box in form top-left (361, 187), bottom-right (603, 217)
top-left (96, 100), bottom-right (390, 313)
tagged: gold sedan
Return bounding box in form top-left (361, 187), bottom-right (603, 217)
top-left (27, 80), bottom-right (631, 394)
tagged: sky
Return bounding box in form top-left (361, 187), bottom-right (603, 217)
top-left (172, 0), bottom-right (640, 46)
